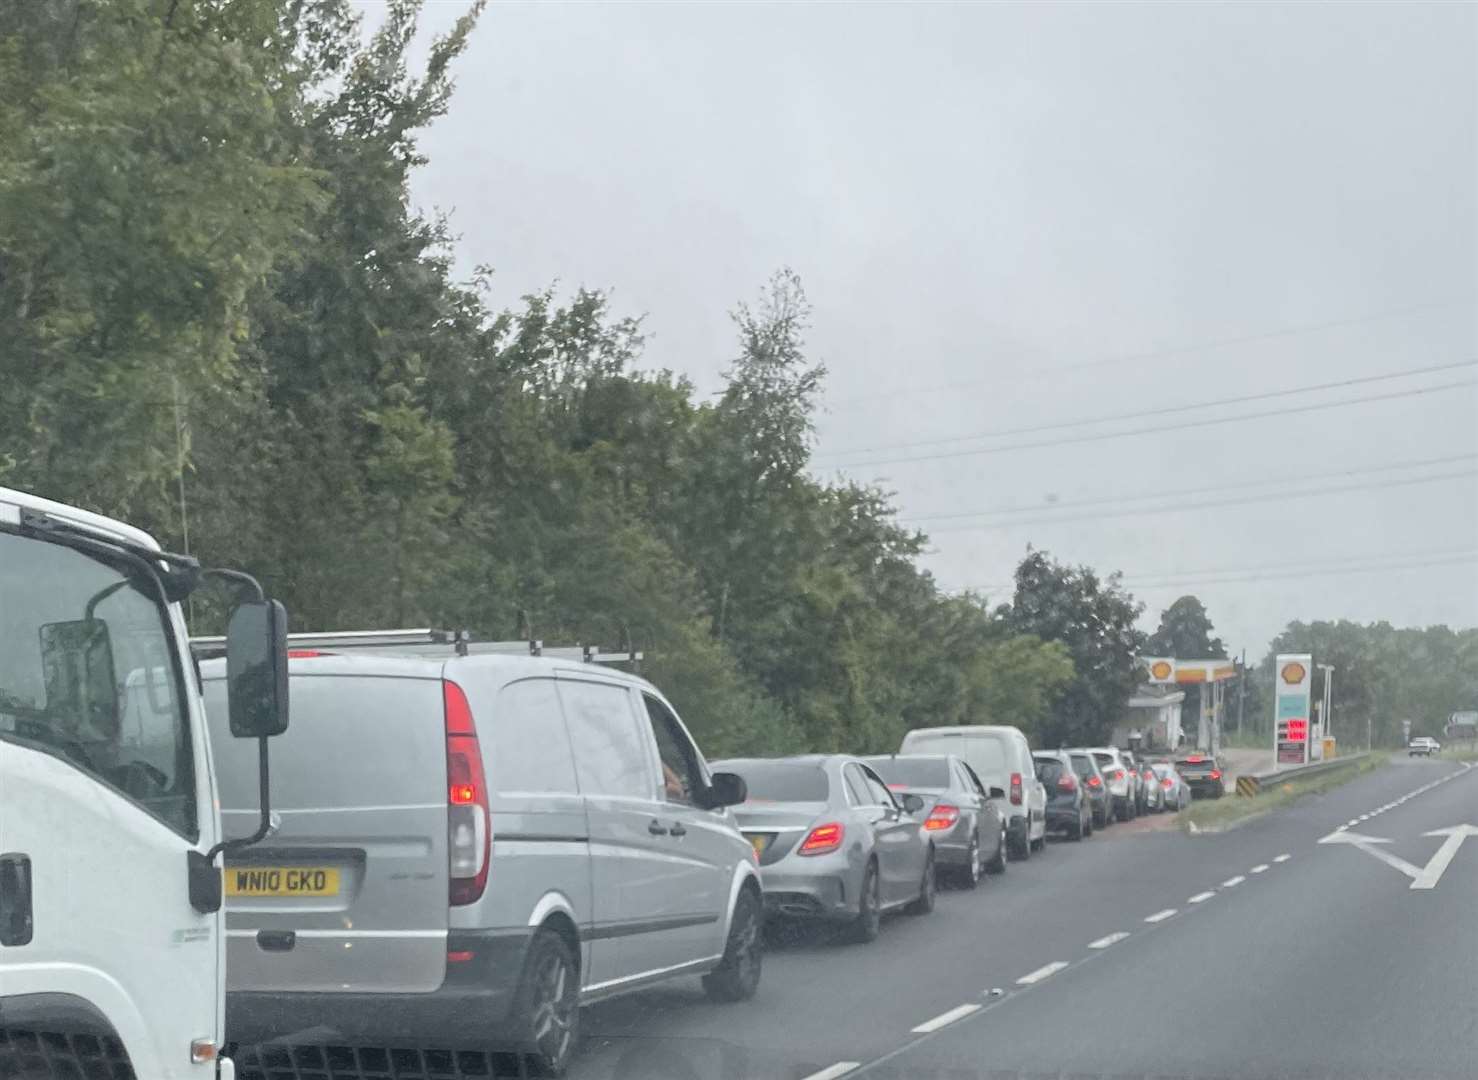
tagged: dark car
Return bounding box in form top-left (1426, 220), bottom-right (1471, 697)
top-left (1069, 751), bottom-right (1111, 828)
top-left (863, 753), bottom-right (1008, 888)
top-left (1032, 751), bottom-right (1092, 841)
top-left (1175, 751), bottom-right (1226, 799)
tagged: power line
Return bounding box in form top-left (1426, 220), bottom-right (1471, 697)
top-left (969, 547), bottom-right (1478, 596)
top-left (816, 358), bottom-right (1478, 462)
top-left (822, 377), bottom-right (1478, 470)
top-left (904, 452), bottom-right (1478, 524)
top-left (827, 297), bottom-right (1472, 408)
top-left (922, 465), bottom-right (1478, 534)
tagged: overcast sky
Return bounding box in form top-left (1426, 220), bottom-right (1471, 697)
top-left (378, 0), bottom-right (1477, 658)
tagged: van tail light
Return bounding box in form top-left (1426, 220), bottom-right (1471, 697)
top-left (1056, 774), bottom-right (1077, 792)
top-left (1087, 775), bottom-right (1102, 788)
top-left (799, 822), bottom-right (844, 855)
top-left (923, 804), bottom-right (960, 831)
top-left (1208, 769), bottom-right (1222, 780)
top-left (445, 680), bottom-right (490, 905)
top-left (1009, 772), bottom-right (1023, 805)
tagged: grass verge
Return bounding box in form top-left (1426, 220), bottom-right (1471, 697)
top-left (1181, 752), bottom-right (1390, 833)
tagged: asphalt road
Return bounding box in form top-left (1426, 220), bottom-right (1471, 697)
top-left (565, 755), bottom-right (1478, 1080)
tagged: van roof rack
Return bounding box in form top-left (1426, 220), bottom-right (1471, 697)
top-left (190, 627), bottom-right (642, 667)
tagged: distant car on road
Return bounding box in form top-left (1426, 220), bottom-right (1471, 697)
top-left (899, 726), bottom-right (1048, 860)
top-left (1176, 752), bottom-right (1226, 799)
top-left (862, 754), bottom-right (1008, 888)
top-left (1081, 747), bottom-right (1137, 821)
top-left (1033, 751), bottom-right (1092, 840)
top-left (1408, 736), bottom-right (1441, 757)
top-left (716, 755), bottom-right (938, 943)
top-left (1138, 761), bottom-right (1165, 812)
top-left (1070, 751), bottom-right (1111, 828)
top-left (1151, 761), bottom-right (1190, 811)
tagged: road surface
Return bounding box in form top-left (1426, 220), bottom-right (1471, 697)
top-left (566, 755), bottom-right (1478, 1080)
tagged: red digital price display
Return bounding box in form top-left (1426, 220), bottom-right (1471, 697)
top-left (1286, 719), bottom-right (1308, 740)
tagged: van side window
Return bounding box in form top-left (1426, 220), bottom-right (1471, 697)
top-left (557, 679), bottom-right (652, 798)
top-left (489, 678), bottom-right (579, 795)
top-left (642, 695), bottom-right (704, 806)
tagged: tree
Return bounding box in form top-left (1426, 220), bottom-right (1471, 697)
top-left (1146, 595), bottom-right (1226, 659)
top-left (1006, 550), bottom-right (1145, 746)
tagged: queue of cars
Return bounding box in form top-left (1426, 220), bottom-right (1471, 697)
top-left (196, 633), bottom-right (1225, 1076)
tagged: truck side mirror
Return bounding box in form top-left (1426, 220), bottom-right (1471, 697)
top-left (225, 599), bottom-right (289, 738)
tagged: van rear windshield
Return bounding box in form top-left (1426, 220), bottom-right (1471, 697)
top-left (865, 757), bottom-right (950, 789)
top-left (729, 763), bottom-right (829, 803)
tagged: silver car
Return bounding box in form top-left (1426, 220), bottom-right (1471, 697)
top-left (202, 633), bottom-right (762, 1076)
top-left (715, 755), bottom-right (938, 943)
top-left (1151, 762), bottom-right (1190, 811)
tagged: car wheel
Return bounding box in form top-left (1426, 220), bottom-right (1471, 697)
top-left (985, 828), bottom-right (1007, 875)
top-left (510, 927), bottom-right (580, 1077)
top-left (1031, 825), bottom-right (1046, 852)
top-left (1069, 813), bottom-right (1084, 841)
top-left (702, 887), bottom-right (763, 1002)
top-left (844, 861), bottom-right (882, 943)
top-left (907, 850), bottom-right (937, 915)
top-left (959, 834), bottom-right (983, 890)
top-left (1014, 823), bottom-right (1032, 860)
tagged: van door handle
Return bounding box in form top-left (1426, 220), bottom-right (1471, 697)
top-left (668, 822), bottom-right (687, 838)
top-left (257, 929), bottom-right (296, 952)
top-left (648, 820), bottom-right (669, 836)
top-left (0, 853), bottom-right (33, 947)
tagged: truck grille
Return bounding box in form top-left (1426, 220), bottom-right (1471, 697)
top-left (231, 1044), bottom-right (537, 1080)
top-left (0, 1027), bottom-right (135, 1080)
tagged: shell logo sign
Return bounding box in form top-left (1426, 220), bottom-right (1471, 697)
top-left (1149, 660), bottom-right (1174, 681)
top-left (1281, 661), bottom-right (1307, 685)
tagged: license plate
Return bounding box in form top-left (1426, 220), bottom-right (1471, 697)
top-left (225, 866), bottom-right (340, 897)
top-left (748, 835), bottom-right (771, 856)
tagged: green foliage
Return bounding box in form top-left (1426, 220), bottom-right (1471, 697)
top-left (1005, 551), bottom-right (1145, 746)
top-left (1146, 595), bottom-right (1226, 659)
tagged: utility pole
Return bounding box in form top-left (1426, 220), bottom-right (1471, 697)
top-left (1317, 664), bottom-right (1335, 744)
top-left (1236, 649), bottom-right (1246, 737)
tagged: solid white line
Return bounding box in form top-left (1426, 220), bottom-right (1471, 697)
top-left (1017, 961), bottom-right (1070, 985)
top-left (1222, 875), bottom-right (1246, 887)
top-left (1144, 908), bottom-right (1176, 923)
top-left (1273, 854), bottom-right (1291, 862)
top-left (1188, 891), bottom-right (1215, 903)
top-left (910, 1004), bottom-right (981, 1033)
top-left (1250, 864), bottom-right (1269, 874)
top-left (1088, 932), bottom-right (1129, 949)
top-left (801, 1064), bottom-right (860, 1080)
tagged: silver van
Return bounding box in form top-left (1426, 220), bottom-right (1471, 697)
top-left (897, 725), bottom-right (1047, 859)
top-left (200, 638), bottom-right (761, 1075)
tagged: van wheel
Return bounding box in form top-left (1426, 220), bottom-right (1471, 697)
top-left (511, 928), bottom-right (580, 1076)
top-left (844, 861), bottom-right (881, 943)
top-left (703, 888), bottom-right (763, 1002)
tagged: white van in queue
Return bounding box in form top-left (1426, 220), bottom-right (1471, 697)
top-left (898, 725), bottom-right (1048, 859)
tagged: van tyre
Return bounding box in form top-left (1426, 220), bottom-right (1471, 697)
top-left (703, 887), bottom-right (763, 1002)
top-left (511, 928), bottom-right (580, 1077)
top-left (906, 850), bottom-right (936, 915)
top-left (845, 861), bottom-right (882, 943)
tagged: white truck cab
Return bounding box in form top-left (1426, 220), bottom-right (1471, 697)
top-left (0, 486), bottom-right (290, 1079)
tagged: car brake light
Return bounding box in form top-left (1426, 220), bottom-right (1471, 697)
top-left (1087, 775), bottom-right (1102, 788)
top-left (887, 783), bottom-right (908, 790)
top-left (1187, 755), bottom-right (1204, 763)
top-left (923, 804), bottom-right (960, 831)
top-left (1162, 777), bottom-right (1173, 788)
top-left (799, 822), bottom-right (844, 855)
top-left (1010, 772), bottom-right (1023, 805)
top-left (287, 649), bottom-right (327, 658)
top-left (1113, 769), bottom-right (1125, 782)
top-left (1056, 774), bottom-right (1076, 792)
top-left (445, 680), bottom-right (490, 906)
top-left (1209, 769), bottom-right (1222, 780)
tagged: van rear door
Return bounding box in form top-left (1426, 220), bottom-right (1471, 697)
top-left (205, 664), bottom-right (450, 993)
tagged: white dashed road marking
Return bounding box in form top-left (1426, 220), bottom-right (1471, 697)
top-left (1274, 854), bottom-right (1291, 863)
top-left (1188, 891), bottom-right (1215, 903)
top-left (1144, 908), bottom-right (1176, 923)
top-left (1250, 864), bottom-right (1269, 874)
top-left (911, 1004), bottom-right (981, 1033)
top-left (1017, 961), bottom-right (1070, 985)
top-left (801, 1063), bottom-right (860, 1080)
top-left (1222, 875), bottom-right (1246, 888)
top-left (1089, 932), bottom-right (1129, 949)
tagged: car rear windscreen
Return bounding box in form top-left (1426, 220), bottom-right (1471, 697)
top-left (1070, 754), bottom-right (1096, 777)
top-left (866, 757), bottom-right (951, 788)
top-left (730, 763), bottom-right (829, 802)
top-left (1092, 752), bottom-right (1116, 769)
top-left (1034, 758), bottom-right (1065, 782)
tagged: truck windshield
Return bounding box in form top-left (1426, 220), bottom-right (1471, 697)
top-left (0, 531), bottom-right (196, 839)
